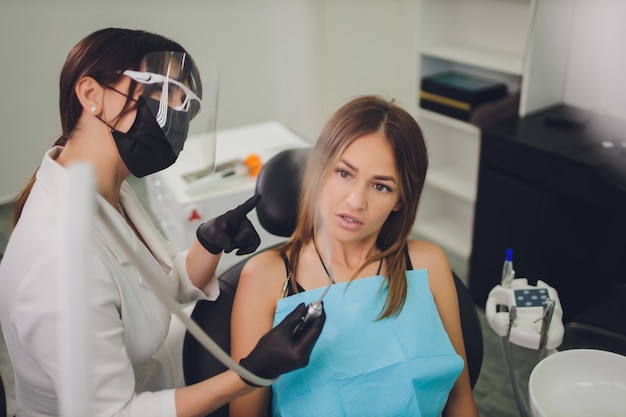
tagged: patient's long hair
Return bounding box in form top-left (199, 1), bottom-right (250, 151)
top-left (282, 95), bottom-right (429, 319)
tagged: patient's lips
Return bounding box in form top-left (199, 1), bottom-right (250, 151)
top-left (336, 212), bottom-right (362, 230)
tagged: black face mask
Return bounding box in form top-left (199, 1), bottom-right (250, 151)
top-left (109, 96), bottom-right (190, 178)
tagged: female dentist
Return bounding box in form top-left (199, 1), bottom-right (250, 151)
top-left (0, 28), bottom-right (324, 417)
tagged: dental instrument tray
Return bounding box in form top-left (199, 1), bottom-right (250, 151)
top-left (486, 278), bottom-right (564, 351)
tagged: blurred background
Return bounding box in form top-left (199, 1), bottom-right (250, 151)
top-left (2, 1), bottom-right (626, 416)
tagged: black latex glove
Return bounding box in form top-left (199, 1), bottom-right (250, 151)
top-left (196, 194), bottom-right (261, 256)
top-left (239, 302), bottom-right (326, 386)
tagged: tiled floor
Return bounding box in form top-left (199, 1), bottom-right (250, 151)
top-left (0, 177), bottom-right (539, 417)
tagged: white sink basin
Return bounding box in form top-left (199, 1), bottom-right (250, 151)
top-left (529, 349), bottom-right (626, 417)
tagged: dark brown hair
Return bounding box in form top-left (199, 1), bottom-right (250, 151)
top-left (12, 28), bottom-right (187, 227)
top-left (282, 95), bottom-right (429, 318)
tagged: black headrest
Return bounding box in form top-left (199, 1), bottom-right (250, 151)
top-left (255, 147), bottom-right (311, 237)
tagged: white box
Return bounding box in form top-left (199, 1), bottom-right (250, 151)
top-left (146, 121), bottom-right (310, 275)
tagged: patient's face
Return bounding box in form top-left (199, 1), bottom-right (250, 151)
top-left (319, 132), bottom-right (402, 244)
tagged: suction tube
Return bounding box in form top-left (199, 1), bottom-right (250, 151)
top-left (501, 307), bottom-right (531, 417)
top-left (108, 206), bottom-right (277, 387)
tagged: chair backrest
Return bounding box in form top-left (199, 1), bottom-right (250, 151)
top-left (1, 371), bottom-right (6, 417)
top-left (454, 272), bottom-right (484, 387)
top-left (182, 148), bottom-right (483, 416)
top-left (254, 146), bottom-right (311, 238)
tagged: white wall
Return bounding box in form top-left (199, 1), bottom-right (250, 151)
top-left (0, 0), bottom-right (415, 202)
top-left (3, 0), bottom-right (622, 203)
top-left (563, 0), bottom-right (626, 120)
top-left (317, 0), bottom-right (417, 120)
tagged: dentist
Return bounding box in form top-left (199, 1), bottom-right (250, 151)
top-left (0, 28), bottom-right (324, 417)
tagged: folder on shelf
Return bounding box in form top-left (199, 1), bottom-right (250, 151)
top-left (420, 71), bottom-right (508, 122)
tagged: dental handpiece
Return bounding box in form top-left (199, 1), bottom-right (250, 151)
top-left (293, 224), bottom-right (334, 338)
top-left (537, 299), bottom-right (556, 360)
top-left (292, 301), bottom-right (324, 338)
top-left (292, 272), bottom-right (333, 338)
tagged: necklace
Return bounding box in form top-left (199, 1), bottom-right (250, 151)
top-left (312, 237), bottom-right (383, 282)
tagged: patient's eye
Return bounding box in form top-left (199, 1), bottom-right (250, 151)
top-left (336, 169), bottom-right (351, 179)
top-left (374, 183), bottom-right (392, 193)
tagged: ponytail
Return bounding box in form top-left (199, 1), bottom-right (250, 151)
top-left (11, 136), bottom-right (68, 228)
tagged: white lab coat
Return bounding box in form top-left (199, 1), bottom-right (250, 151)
top-left (0, 147), bottom-right (219, 417)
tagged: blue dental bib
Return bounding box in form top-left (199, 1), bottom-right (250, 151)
top-left (272, 269), bottom-right (463, 417)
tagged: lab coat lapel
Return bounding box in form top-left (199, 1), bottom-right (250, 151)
top-left (93, 183), bottom-right (174, 274)
top-left (93, 195), bottom-right (135, 265)
top-left (93, 187), bottom-right (177, 296)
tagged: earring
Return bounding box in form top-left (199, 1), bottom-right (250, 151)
top-left (91, 107), bottom-right (97, 113)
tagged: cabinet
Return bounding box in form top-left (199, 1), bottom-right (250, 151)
top-left (412, 0), bottom-right (574, 282)
top-left (469, 105), bottom-right (626, 322)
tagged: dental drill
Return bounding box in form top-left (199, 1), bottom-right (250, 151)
top-left (536, 299), bottom-right (556, 361)
top-left (291, 255), bottom-right (333, 338)
top-left (292, 280), bottom-right (331, 338)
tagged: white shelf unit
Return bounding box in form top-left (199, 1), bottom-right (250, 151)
top-left (413, 0), bottom-right (536, 281)
top-left (414, 111), bottom-right (481, 280)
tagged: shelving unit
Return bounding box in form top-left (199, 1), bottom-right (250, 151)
top-left (412, 0), bottom-right (536, 281)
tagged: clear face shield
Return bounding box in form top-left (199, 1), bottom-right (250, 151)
top-left (125, 51), bottom-right (219, 172)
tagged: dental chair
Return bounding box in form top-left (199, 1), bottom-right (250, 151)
top-left (182, 147), bottom-right (484, 417)
top-left (1, 373), bottom-right (6, 417)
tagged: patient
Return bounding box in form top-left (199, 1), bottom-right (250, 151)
top-left (230, 95), bottom-right (479, 417)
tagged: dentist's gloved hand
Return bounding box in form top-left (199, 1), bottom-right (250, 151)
top-left (196, 195), bottom-right (261, 256)
top-left (239, 303), bottom-right (326, 386)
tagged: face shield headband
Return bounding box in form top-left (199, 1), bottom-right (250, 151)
top-left (123, 69), bottom-right (201, 121)
top-left (129, 51), bottom-right (203, 131)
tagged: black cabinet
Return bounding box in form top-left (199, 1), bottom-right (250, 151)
top-left (469, 105), bottom-right (626, 322)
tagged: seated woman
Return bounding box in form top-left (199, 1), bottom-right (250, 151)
top-left (230, 95), bottom-right (479, 417)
